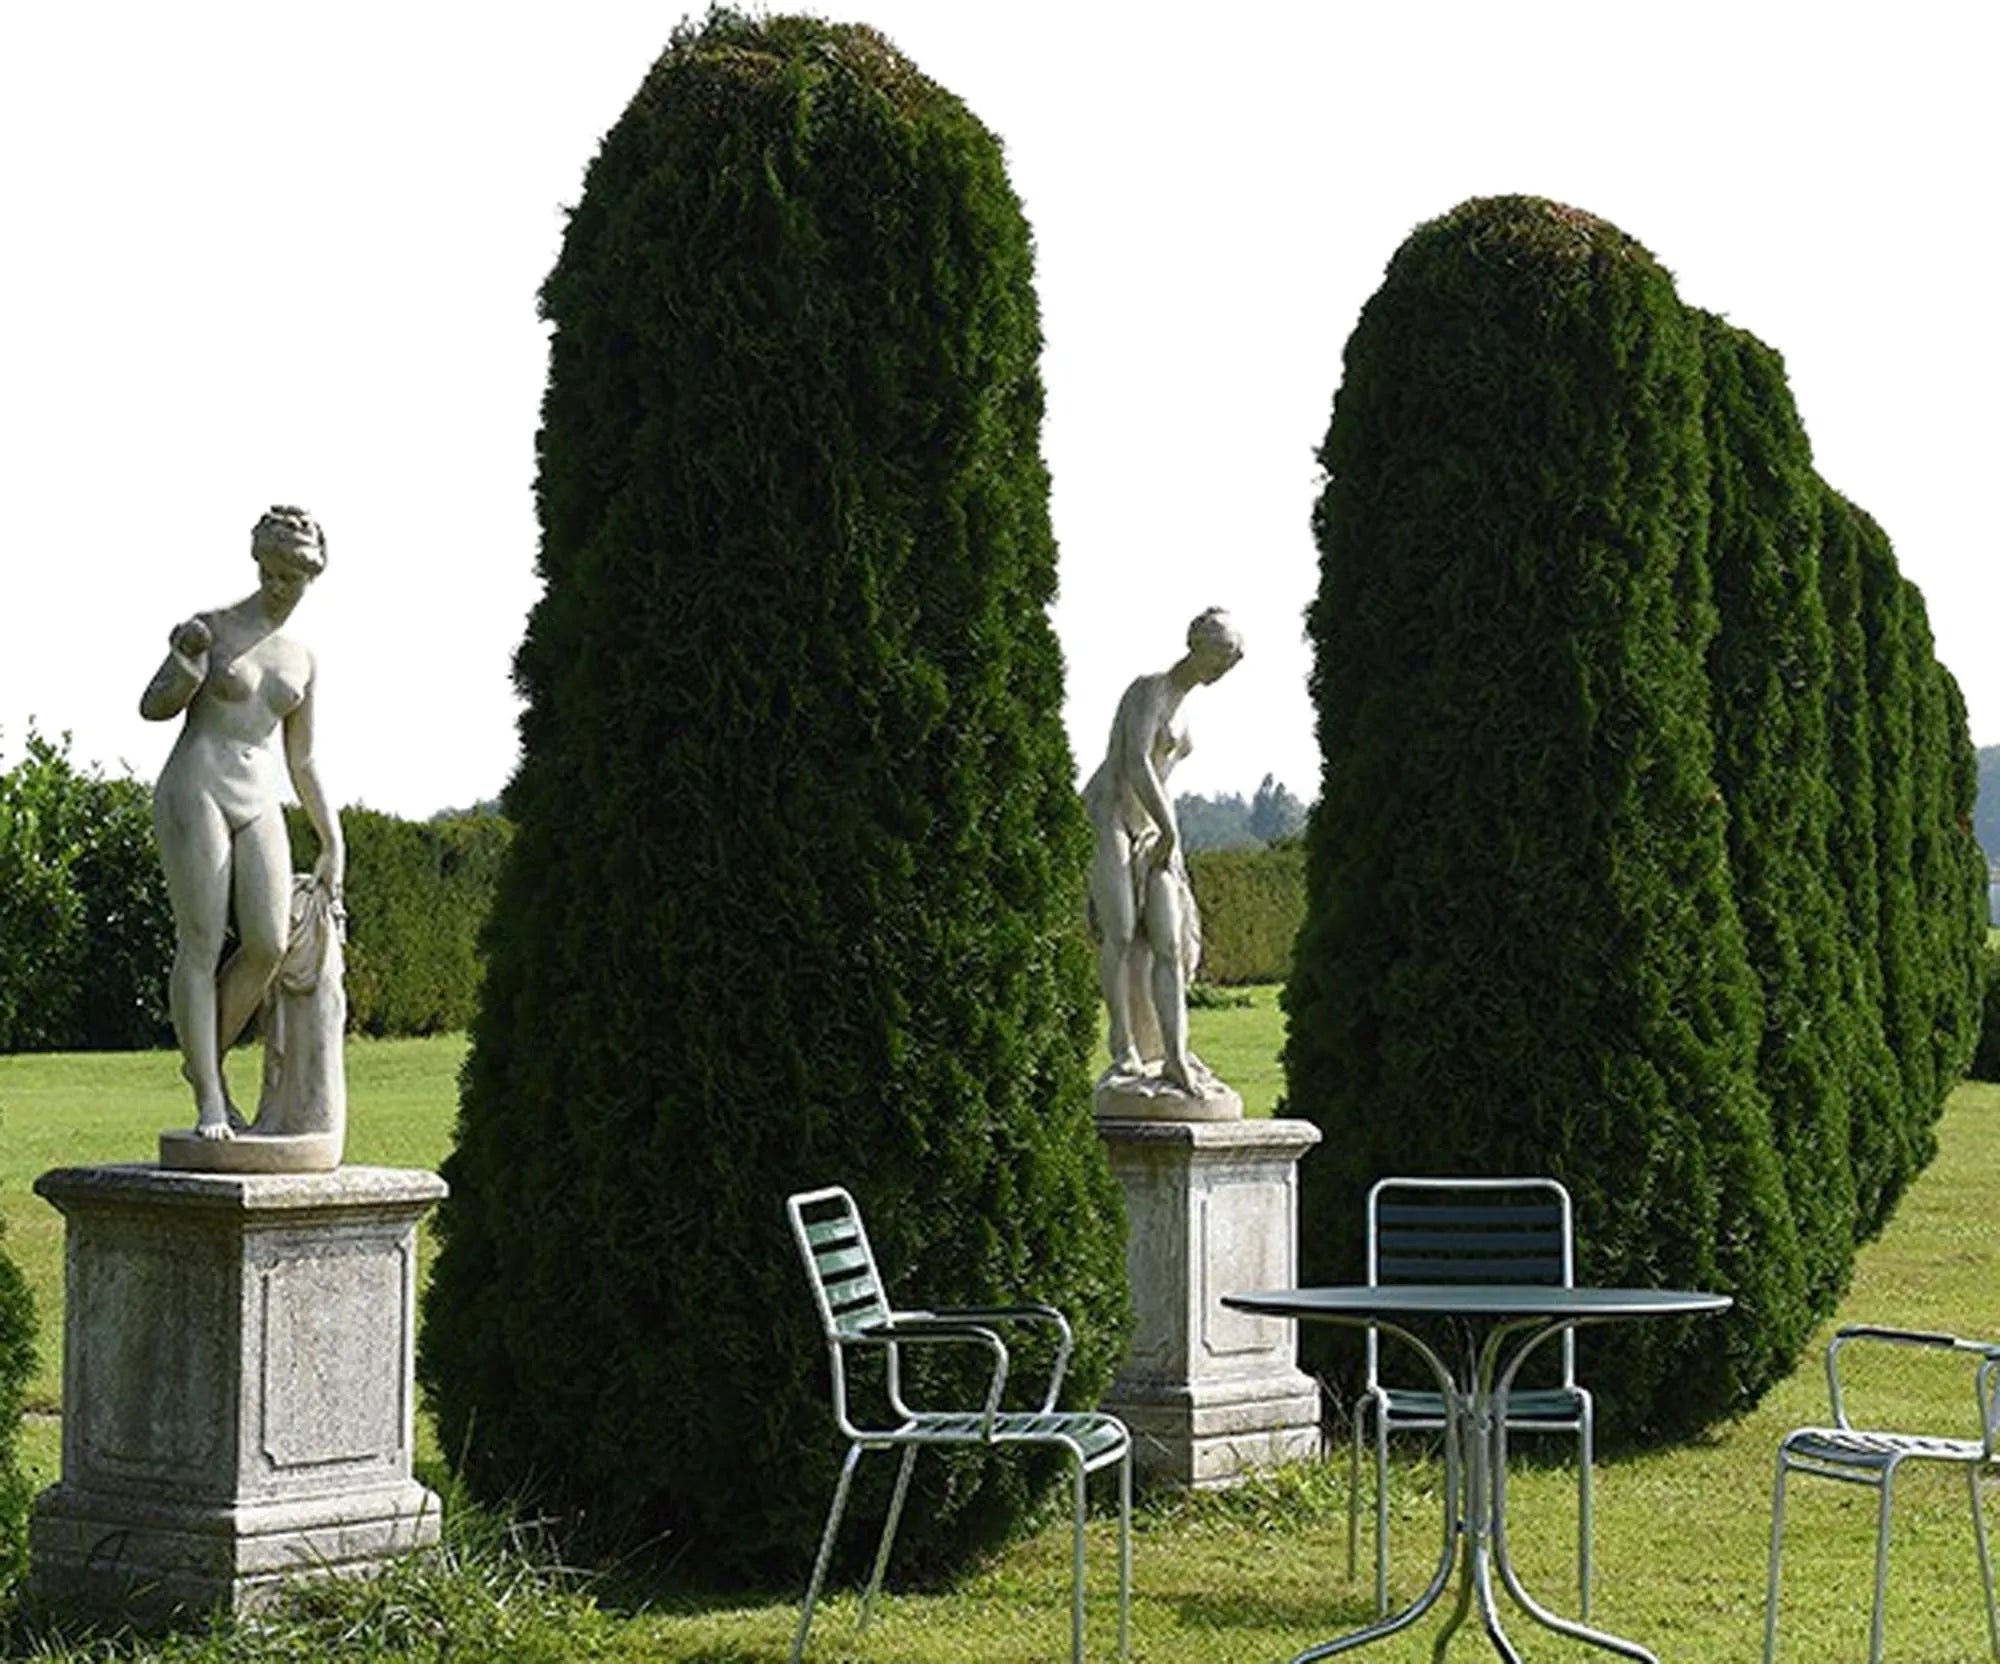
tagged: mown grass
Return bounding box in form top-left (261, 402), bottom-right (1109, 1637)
top-left (3, 1005), bottom-right (1998, 1660)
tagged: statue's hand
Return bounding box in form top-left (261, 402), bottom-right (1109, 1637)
top-left (169, 616), bottom-right (213, 659)
top-left (313, 848), bottom-right (346, 910)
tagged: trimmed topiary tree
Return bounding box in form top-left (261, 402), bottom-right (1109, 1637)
top-left (420, 11), bottom-right (1125, 1582)
top-left (1284, 197), bottom-right (1810, 1437)
top-left (1696, 315), bottom-right (1894, 1313)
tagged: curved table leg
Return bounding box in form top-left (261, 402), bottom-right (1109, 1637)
top-left (1488, 1321), bottom-right (1658, 1663)
top-left (1288, 1320), bottom-right (1464, 1663)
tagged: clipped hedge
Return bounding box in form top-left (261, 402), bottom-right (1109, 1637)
top-left (1187, 844), bottom-right (1305, 984)
top-left (421, 10), bottom-right (1126, 1585)
top-left (288, 808), bottom-right (511, 1037)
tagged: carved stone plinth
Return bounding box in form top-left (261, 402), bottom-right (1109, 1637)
top-left (1096, 1117), bottom-right (1323, 1487)
top-left (29, 1164), bottom-right (445, 1623)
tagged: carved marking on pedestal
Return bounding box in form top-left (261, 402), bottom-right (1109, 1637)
top-left (76, 1231), bottom-right (225, 1480)
top-left (259, 1247), bottom-right (403, 1469)
top-left (1199, 1183), bottom-right (1290, 1360)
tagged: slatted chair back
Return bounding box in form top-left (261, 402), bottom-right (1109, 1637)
top-left (790, 1186), bottom-right (891, 1339)
top-left (1366, 1176), bottom-right (1578, 1385)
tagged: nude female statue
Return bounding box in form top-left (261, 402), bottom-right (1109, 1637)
top-left (1082, 608), bottom-right (1243, 1095)
top-left (140, 506), bottom-right (344, 1140)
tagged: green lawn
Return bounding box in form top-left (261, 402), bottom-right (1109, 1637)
top-left (4, 1004), bottom-right (1999, 1661)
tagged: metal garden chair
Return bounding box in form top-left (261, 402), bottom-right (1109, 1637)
top-left (786, 1185), bottom-right (1132, 1664)
top-left (1763, 1324), bottom-right (2000, 1663)
top-left (1348, 1175), bottom-right (1594, 1618)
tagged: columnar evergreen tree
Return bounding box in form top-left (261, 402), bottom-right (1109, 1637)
top-left (1288, 196), bottom-right (1983, 1437)
top-left (1284, 197), bottom-right (1808, 1435)
top-left (1696, 316), bottom-right (1890, 1310)
top-left (419, 12), bottom-right (1125, 1580)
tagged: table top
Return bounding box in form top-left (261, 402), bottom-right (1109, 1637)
top-left (1223, 1284), bottom-right (1732, 1322)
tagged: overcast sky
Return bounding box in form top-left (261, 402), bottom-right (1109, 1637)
top-left (2, 2), bottom-right (1992, 819)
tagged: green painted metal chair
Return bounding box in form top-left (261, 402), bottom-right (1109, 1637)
top-left (1764, 1324), bottom-right (2000, 1663)
top-left (786, 1185), bottom-right (1132, 1664)
top-left (1347, 1175), bottom-right (1594, 1618)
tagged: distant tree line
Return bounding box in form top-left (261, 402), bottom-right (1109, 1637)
top-left (1176, 773), bottom-right (1309, 851)
top-left (0, 727), bottom-right (507, 1052)
top-left (1286, 196), bottom-right (1987, 1443)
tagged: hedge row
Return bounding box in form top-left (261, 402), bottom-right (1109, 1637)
top-left (0, 729), bottom-right (506, 1050)
top-left (287, 807), bottom-right (511, 1037)
top-left (1187, 844), bottom-right (1305, 984)
top-left (1286, 197), bottom-right (1985, 1441)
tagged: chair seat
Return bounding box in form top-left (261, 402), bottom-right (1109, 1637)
top-left (1782, 1425), bottom-right (1987, 1473)
top-left (894, 1410), bottom-right (1130, 1467)
top-left (1380, 1386), bottom-right (1588, 1425)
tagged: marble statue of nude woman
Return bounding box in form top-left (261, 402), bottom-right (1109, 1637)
top-left (1082, 607), bottom-right (1243, 1100)
top-left (140, 506), bottom-right (344, 1141)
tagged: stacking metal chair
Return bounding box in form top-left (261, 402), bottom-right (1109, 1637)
top-left (1764, 1324), bottom-right (2000, 1663)
top-left (1348, 1175), bottom-right (1594, 1618)
top-left (786, 1185), bottom-right (1131, 1664)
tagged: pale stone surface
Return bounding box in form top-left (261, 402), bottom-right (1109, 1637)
top-left (1093, 1069), bottom-right (1242, 1123)
top-left (141, 506), bottom-right (347, 1164)
top-left (1096, 1116), bottom-right (1323, 1486)
top-left (29, 1164), bottom-right (445, 1622)
top-left (1082, 609), bottom-right (1244, 1103)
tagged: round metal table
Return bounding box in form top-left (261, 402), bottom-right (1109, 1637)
top-left (1222, 1284), bottom-right (1733, 1663)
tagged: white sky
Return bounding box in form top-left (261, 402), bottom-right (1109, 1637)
top-left (2, 2), bottom-right (1993, 819)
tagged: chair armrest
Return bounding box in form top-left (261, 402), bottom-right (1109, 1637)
top-left (926, 1304), bottom-right (1076, 1410)
top-left (845, 1314), bottom-right (1010, 1433)
top-left (1826, 1325), bottom-right (2000, 1434)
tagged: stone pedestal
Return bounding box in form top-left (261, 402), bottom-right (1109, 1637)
top-left (29, 1164), bottom-right (446, 1623)
top-left (1096, 1117), bottom-right (1323, 1487)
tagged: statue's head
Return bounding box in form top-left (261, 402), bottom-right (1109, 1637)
top-left (1186, 607), bottom-right (1243, 684)
top-left (250, 506), bottom-right (328, 579)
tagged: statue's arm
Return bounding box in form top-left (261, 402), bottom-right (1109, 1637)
top-left (139, 616), bottom-right (212, 721)
top-left (1115, 677), bottom-right (1180, 863)
top-left (283, 669), bottom-right (345, 895)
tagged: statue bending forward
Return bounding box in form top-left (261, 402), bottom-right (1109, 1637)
top-left (141, 506), bottom-right (346, 1164)
top-left (1082, 608), bottom-right (1242, 1105)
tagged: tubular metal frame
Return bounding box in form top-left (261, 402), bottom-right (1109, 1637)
top-left (786, 1185), bottom-right (1132, 1664)
top-left (1764, 1324), bottom-right (2000, 1664)
top-left (1348, 1176), bottom-right (1595, 1620)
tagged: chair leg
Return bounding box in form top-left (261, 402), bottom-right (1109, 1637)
top-left (1347, 1398), bottom-right (1365, 1581)
top-left (1869, 1465), bottom-right (1896, 1664)
top-left (1072, 1457), bottom-right (1088, 1664)
top-left (1968, 1465), bottom-right (1998, 1661)
top-left (1118, 1446), bottom-right (1133, 1664)
top-left (794, 1443), bottom-right (863, 1664)
top-left (1762, 1451), bottom-right (1790, 1664)
top-left (1578, 1412), bottom-right (1594, 1621)
top-left (1374, 1404), bottom-right (1392, 1617)
top-left (859, 1445), bottom-right (917, 1634)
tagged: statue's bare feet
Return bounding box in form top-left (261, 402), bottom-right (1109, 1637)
top-left (194, 1108), bottom-right (236, 1141)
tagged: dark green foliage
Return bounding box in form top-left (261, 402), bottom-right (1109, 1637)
top-left (1696, 316), bottom-right (1887, 1312)
top-left (0, 1212), bottom-right (34, 1589)
top-left (1970, 944), bottom-right (2000, 1082)
top-left (420, 11), bottom-right (1125, 1584)
top-left (0, 730), bottom-right (173, 1054)
top-left (1187, 844), bottom-right (1305, 984)
top-left (288, 808), bottom-right (511, 1036)
top-left (1285, 198), bottom-right (1809, 1437)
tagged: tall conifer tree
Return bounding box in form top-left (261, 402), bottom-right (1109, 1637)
top-left (420, 12), bottom-right (1124, 1579)
top-left (1285, 198), bottom-right (1807, 1434)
